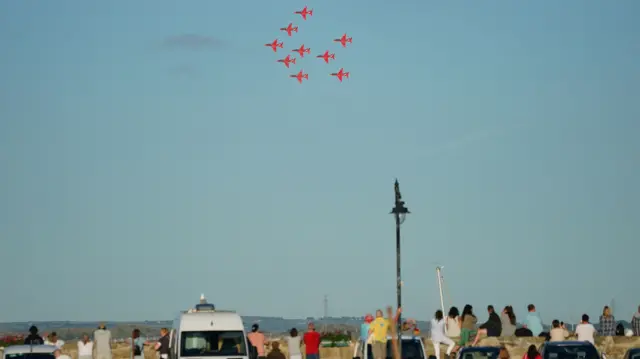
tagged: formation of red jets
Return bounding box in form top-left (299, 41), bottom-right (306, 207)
top-left (264, 6), bottom-right (352, 84)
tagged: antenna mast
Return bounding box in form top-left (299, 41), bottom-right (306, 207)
top-left (323, 295), bottom-right (328, 318)
top-left (436, 266), bottom-right (446, 332)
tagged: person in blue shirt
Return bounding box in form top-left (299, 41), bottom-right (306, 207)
top-left (361, 314), bottom-right (373, 342)
top-left (523, 304), bottom-right (544, 336)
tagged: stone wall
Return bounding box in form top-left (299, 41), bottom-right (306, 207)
top-left (3, 336), bottom-right (639, 359)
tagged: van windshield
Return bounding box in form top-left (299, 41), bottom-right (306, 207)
top-left (180, 331), bottom-right (247, 357)
top-left (5, 354), bottom-right (56, 359)
top-left (544, 345), bottom-right (599, 359)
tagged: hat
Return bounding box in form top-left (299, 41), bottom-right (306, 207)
top-left (251, 324), bottom-right (259, 331)
top-left (364, 314), bottom-right (374, 323)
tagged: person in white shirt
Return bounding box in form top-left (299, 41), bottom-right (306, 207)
top-left (77, 334), bottom-right (94, 359)
top-left (575, 314), bottom-right (596, 345)
top-left (44, 332), bottom-right (65, 349)
top-left (431, 310), bottom-right (456, 359)
top-left (286, 328), bottom-right (302, 359)
top-left (53, 349), bottom-right (72, 359)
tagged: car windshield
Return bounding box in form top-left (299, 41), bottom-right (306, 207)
top-left (180, 331), bottom-right (246, 357)
top-left (631, 352), bottom-right (640, 359)
top-left (366, 339), bottom-right (425, 359)
top-left (5, 354), bottom-right (55, 359)
top-left (460, 348), bottom-right (501, 359)
top-left (544, 345), bottom-right (599, 359)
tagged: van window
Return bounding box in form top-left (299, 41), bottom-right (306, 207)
top-left (180, 331), bottom-right (247, 357)
top-left (5, 354), bottom-right (56, 359)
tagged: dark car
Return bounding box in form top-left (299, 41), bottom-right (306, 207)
top-left (353, 336), bottom-right (426, 359)
top-left (455, 346), bottom-right (501, 359)
top-left (622, 348), bottom-right (640, 359)
top-left (539, 341), bottom-right (600, 359)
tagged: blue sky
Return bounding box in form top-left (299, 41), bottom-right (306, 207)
top-left (1, 0), bottom-right (639, 324)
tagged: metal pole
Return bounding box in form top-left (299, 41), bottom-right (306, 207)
top-left (396, 213), bottom-right (402, 358)
top-left (436, 267), bottom-right (446, 333)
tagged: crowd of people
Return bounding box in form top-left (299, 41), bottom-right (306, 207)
top-left (15, 303), bottom-right (640, 359)
top-left (21, 323), bottom-right (169, 359)
top-left (424, 303), bottom-right (640, 359)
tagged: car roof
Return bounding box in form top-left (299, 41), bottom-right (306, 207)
top-left (626, 348), bottom-right (640, 354)
top-left (544, 341), bottom-right (596, 347)
top-left (359, 335), bottom-right (422, 341)
top-left (459, 346), bottom-right (501, 352)
top-left (2, 345), bottom-right (57, 355)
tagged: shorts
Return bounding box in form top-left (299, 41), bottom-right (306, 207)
top-left (306, 354), bottom-right (319, 359)
top-left (372, 341), bottom-right (387, 359)
top-left (459, 328), bottom-right (476, 346)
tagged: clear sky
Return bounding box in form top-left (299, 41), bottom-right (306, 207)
top-left (1, 0), bottom-right (639, 324)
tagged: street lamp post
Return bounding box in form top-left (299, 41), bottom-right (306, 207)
top-left (391, 179), bottom-right (409, 357)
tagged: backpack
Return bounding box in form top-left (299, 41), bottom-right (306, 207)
top-left (133, 339), bottom-right (142, 356)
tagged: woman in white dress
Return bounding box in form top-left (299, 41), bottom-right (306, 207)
top-left (431, 310), bottom-right (456, 359)
top-left (286, 328), bottom-right (302, 359)
top-left (446, 307), bottom-right (461, 338)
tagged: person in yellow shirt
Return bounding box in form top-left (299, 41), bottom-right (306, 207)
top-left (368, 307), bottom-right (401, 359)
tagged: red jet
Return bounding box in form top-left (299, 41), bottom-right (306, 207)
top-left (277, 55), bottom-right (297, 68)
top-left (294, 6), bottom-right (313, 20)
top-left (333, 33), bottom-right (353, 48)
top-left (265, 39), bottom-right (284, 52)
top-left (290, 69), bottom-right (309, 84)
top-left (316, 50), bottom-right (335, 64)
top-left (280, 23), bottom-right (298, 37)
top-left (292, 44), bottom-right (311, 57)
top-left (330, 68), bottom-right (350, 82)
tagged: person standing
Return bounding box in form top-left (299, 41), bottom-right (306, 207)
top-left (523, 304), bottom-right (544, 337)
top-left (77, 334), bottom-right (94, 359)
top-left (361, 314), bottom-right (373, 342)
top-left (303, 323), bottom-right (321, 359)
top-left (431, 310), bottom-right (455, 359)
top-left (368, 308), bottom-right (401, 359)
top-left (154, 328), bottom-right (170, 359)
top-left (286, 328), bottom-right (302, 359)
top-left (131, 329), bottom-right (145, 359)
top-left (93, 323), bottom-right (113, 359)
top-left (575, 314), bottom-right (596, 344)
top-left (247, 324), bottom-right (267, 359)
top-left (599, 306), bottom-right (616, 336)
top-left (24, 326), bottom-right (44, 345)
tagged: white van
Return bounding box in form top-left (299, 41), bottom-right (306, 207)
top-left (170, 298), bottom-right (249, 359)
top-left (3, 345), bottom-right (57, 359)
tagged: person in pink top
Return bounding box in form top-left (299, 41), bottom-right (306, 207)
top-left (247, 324), bottom-right (267, 359)
top-left (522, 345), bottom-right (541, 359)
